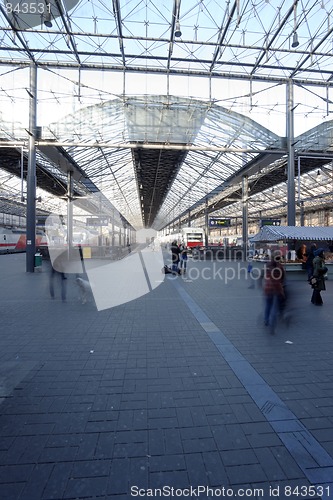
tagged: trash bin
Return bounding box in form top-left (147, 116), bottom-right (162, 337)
top-left (82, 247), bottom-right (91, 259)
top-left (34, 252), bottom-right (42, 270)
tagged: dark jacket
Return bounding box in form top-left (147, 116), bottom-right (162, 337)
top-left (170, 242), bottom-right (180, 264)
top-left (305, 245), bottom-right (316, 273)
top-left (313, 255), bottom-right (326, 291)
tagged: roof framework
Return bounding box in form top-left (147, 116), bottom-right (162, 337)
top-left (1, 1), bottom-right (333, 230)
top-left (1, 0), bottom-right (333, 85)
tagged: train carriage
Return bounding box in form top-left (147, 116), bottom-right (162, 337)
top-left (0, 227), bottom-right (47, 254)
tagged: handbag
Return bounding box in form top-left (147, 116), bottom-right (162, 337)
top-left (309, 276), bottom-right (318, 289)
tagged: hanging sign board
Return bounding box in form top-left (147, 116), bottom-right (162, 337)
top-left (209, 218), bottom-right (231, 227)
top-left (260, 219), bottom-right (281, 227)
top-left (86, 217), bottom-right (109, 227)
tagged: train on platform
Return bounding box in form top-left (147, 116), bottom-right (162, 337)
top-left (159, 227), bottom-right (204, 249)
top-left (0, 225), bottom-right (105, 257)
top-left (0, 227), bottom-right (48, 254)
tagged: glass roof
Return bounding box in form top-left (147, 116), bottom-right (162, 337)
top-left (1, 1), bottom-right (333, 231)
top-left (1, 0), bottom-right (333, 85)
top-left (40, 95), bottom-right (283, 229)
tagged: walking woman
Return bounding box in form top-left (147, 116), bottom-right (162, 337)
top-left (310, 248), bottom-right (327, 306)
top-left (263, 253), bottom-right (285, 334)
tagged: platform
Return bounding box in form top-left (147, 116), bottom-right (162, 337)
top-left (0, 253), bottom-right (333, 500)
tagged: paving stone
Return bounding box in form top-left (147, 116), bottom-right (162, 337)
top-left (149, 454), bottom-right (186, 473)
top-left (0, 482), bottom-right (25, 500)
top-left (226, 463), bottom-right (268, 484)
top-left (149, 470), bottom-right (190, 489)
top-left (107, 458), bottom-right (129, 495)
top-left (222, 448), bottom-right (258, 467)
top-left (0, 464), bottom-right (34, 482)
top-left (19, 463), bottom-right (54, 500)
top-left (42, 462), bottom-right (73, 499)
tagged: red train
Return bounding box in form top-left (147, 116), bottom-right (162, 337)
top-left (0, 227), bottom-right (47, 254)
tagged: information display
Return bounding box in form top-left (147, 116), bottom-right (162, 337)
top-left (260, 219), bottom-right (281, 227)
top-left (86, 217), bottom-right (109, 227)
top-left (209, 218), bottom-right (231, 227)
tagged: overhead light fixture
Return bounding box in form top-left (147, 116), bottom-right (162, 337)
top-left (44, 1), bottom-right (52, 27)
top-left (44, 10), bottom-right (52, 28)
top-left (291, 32), bottom-right (299, 48)
top-left (175, 20), bottom-right (182, 38)
top-left (291, 3), bottom-right (299, 48)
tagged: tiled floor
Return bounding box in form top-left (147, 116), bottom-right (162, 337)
top-left (0, 252), bottom-right (332, 499)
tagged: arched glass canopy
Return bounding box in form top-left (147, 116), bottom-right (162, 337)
top-left (39, 95), bottom-right (284, 229)
top-left (1, 1), bottom-right (333, 233)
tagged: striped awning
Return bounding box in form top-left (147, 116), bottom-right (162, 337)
top-left (250, 225), bottom-right (333, 242)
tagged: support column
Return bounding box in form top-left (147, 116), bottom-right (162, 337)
top-left (286, 80), bottom-right (296, 226)
top-left (242, 176), bottom-right (248, 260)
top-left (67, 170), bottom-right (73, 258)
top-left (111, 209), bottom-right (115, 247)
top-left (204, 197), bottom-right (209, 247)
top-left (26, 63), bottom-right (37, 273)
top-left (300, 201), bottom-right (305, 226)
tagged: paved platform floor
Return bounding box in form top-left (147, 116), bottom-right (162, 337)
top-left (0, 252), bottom-right (333, 500)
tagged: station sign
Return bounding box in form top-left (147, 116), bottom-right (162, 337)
top-left (260, 219), bottom-right (281, 227)
top-left (86, 217), bottom-right (109, 227)
top-left (209, 217), bottom-right (231, 227)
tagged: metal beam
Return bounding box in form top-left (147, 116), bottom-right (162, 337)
top-left (167, 0), bottom-right (181, 68)
top-left (210, 0), bottom-right (238, 72)
top-left (54, 0), bottom-right (81, 65)
top-left (1, 58), bottom-right (333, 87)
top-left (250, 2), bottom-right (296, 76)
top-left (112, 0), bottom-right (126, 67)
top-left (36, 142), bottom-right (289, 154)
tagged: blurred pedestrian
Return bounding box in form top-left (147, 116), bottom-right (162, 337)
top-left (49, 267), bottom-right (67, 301)
top-left (305, 243), bottom-right (317, 281)
top-left (263, 253), bottom-right (285, 333)
top-left (179, 244), bottom-right (188, 274)
top-left (310, 248), bottom-right (327, 306)
top-left (247, 259), bottom-right (255, 288)
top-left (296, 243), bottom-right (307, 263)
top-left (49, 253), bottom-right (68, 302)
top-left (170, 240), bottom-right (180, 274)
